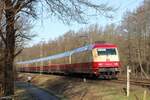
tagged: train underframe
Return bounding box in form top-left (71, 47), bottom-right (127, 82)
top-left (19, 66), bottom-right (120, 80)
top-left (95, 67), bottom-right (120, 79)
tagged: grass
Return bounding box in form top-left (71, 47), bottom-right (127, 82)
top-left (19, 73), bottom-right (150, 100)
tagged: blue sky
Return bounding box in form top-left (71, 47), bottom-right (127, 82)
top-left (29, 0), bottom-right (144, 46)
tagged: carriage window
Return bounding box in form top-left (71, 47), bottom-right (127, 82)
top-left (97, 48), bottom-right (116, 55)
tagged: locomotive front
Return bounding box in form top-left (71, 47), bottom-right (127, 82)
top-left (92, 43), bottom-right (120, 78)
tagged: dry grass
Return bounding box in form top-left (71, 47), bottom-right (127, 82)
top-left (19, 73), bottom-right (150, 100)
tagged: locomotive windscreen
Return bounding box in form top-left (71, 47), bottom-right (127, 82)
top-left (97, 48), bottom-right (116, 55)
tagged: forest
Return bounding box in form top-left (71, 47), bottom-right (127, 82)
top-left (17, 0), bottom-right (150, 79)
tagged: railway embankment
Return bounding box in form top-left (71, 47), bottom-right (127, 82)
top-left (18, 73), bottom-right (150, 100)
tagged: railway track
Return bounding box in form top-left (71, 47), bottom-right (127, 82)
top-left (73, 75), bottom-right (150, 89)
top-left (62, 75), bottom-right (150, 89)
top-left (111, 78), bottom-right (150, 89)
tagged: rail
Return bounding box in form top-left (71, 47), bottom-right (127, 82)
top-left (111, 78), bottom-right (150, 89)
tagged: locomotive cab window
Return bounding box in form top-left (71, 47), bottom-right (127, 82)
top-left (97, 48), bottom-right (116, 55)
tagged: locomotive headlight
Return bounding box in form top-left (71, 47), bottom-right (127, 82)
top-left (114, 62), bottom-right (118, 66)
top-left (98, 63), bottom-right (103, 66)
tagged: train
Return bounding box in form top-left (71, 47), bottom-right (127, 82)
top-left (17, 43), bottom-right (120, 79)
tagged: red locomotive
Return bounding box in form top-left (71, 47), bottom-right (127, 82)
top-left (17, 43), bottom-right (120, 79)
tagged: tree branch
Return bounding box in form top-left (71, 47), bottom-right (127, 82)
top-left (14, 49), bottom-right (23, 58)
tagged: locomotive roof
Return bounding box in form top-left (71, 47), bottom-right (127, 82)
top-left (93, 43), bottom-right (117, 48)
top-left (17, 43), bottom-right (117, 64)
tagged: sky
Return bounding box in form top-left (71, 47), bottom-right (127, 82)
top-left (29, 0), bottom-right (144, 46)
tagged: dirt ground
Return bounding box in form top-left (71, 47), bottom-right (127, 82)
top-left (18, 73), bottom-right (150, 100)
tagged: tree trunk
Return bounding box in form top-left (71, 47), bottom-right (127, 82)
top-left (4, 51), bottom-right (14, 96)
top-left (137, 49), bottom-right (149, 79)
top-left (3, 0), bottom-right (15, 97)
